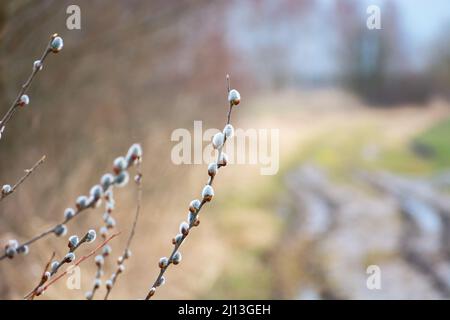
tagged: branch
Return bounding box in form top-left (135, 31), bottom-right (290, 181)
top-left (0, 144), bottom-right (142, 261)
top-left (25, 232), bottom-right (119, 300)
top-left (103, 166), bottom-right (142, 300)
top-left (0, 33), bottom-right (63, 142)
top-left (144, 75), bottom-right (240, 299)
top-left (24, 251), bottom-right (55, 300)
top-left (1, 155), bottom-right (46, 202)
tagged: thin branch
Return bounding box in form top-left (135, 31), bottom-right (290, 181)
top-left (25, 233), bottom-right (119, 300)
top-left (24, 251), bottom-right (55, 300)
top-left (1, 155), bottom-right (46, 202)
top-left (104, 166), bottom-right (142, 299)
top-left (0, 145), bottom-right (141, 262)
top-left (0, 34), bottom-right (61, 142)
top-left (144, 76), bottom-right (238, 299)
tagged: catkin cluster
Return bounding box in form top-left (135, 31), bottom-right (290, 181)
top-left (26, 229), bottom-right (97, 299)
top-left (145, 77), bottom-right (240, 299)
top-left (0, 34), bottom-right (63, 142)
top-left (0, 144), bottom-right (143, 261)
top-left (85, 144), bottom-right (143, 300)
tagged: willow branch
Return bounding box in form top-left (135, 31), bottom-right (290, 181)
top-left (0, 34), bottom-right (61, 142)
top-left (144, 75), bottom-right (238, 299)
top-left (25, 233), bottom-right (119, 300)
top-left (104, 167), bottom-right (142, 300)
top-left (1, 155), bottom-right (46, 202)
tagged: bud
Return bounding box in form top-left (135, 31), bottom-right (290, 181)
top-left (218, 152), bottom-right (228, 167)
top-left (36, 286), bottom-right (44, 296)
top-left (99, 226), bottom-right (108, 238)
top-left (106, 279), bottom-right (113, 289)
top-left (17, 245), bottom-right (29, 255)
top-left (64, 208), bottom-right (75, 220)
top-left (90, 185), bottom-right (103, 201)
top-left (159, 257), bottom-right (169, 269)
top-left (212, 132), bottom-right (225, 149)
top-left (65, 252), bottom-right (76, 263)
top-left (1, 184), bottom-right (12, 195)
top-left (102, 245), bottom-right (112, 256)
top-left (43, 271), bottom-right (51, 281)
top-left (179, 221), bottom-right (189, 236)
top-left (115, 171), bottom-right (129, 187)
top-left (101, 173), bottom-right (115, 191)
top-left (93, 278), bottom-right (102, 289)
top-left (172, 251), bottom-right (182, 265)
top-left (106, 216), bottom-right (116, 229)
top-left (126, 143), bottom-right (143, 165)
top-left (51, 261), bottom-right (59, 273)
top-left (189, 199), bottom-right (201, 213)
top-left (68, 235), bottom-right (79, 249)
top-left (33, 60), bottom-right (43, 71)
top-left (50, 36), bottom-right (64, 53)
top-left (113, 156), bottom-right (127, 174)
top-left (228, 89), bottom-right (241, 106)
top-left (95, 255), bottom-right (104, 266)
top-left (223, 124), bottom-right (234, 139)
top-left (5, 246), bottom-right (16, 259)
top-left (75, 195), bottom-right (89, 210)
top-left (118, 264), bottom-right (125, 273)
top-left (201, 185), bottom-right (214, 202)
top-left (18, 94), bottom-right (29, 107)
top-left (85, 229), bottom-right (97, 243)
top-left (148, 287), bottom-right (156, 297)
top-left (4, 240), bottom-right (19, 259)
top-left (85, 291), bottom-right (93, 300)
top-left (172, 233), bottom-right (183, 245)
top-left (54, 224), bottom-right (68, 236)
top-left (207, 163), bottom-right (218, 177)
top-left (124, 249), bottom-right (132, 259)
top-left (187, 212), bottom-right (197, 225)
top-left (155, 276), bottom-right (166, 287)
top-left (106, 200), bottom-right (115, 212)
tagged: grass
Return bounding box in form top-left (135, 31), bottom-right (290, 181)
top-left (203, 112), bottom-right (450, 299)
top-left (414, 116), bottom-right (450, 170)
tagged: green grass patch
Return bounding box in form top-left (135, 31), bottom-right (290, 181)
top-left (414, 116), bottom-right (450, 169)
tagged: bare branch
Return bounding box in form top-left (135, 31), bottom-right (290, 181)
top-left (1, 155), bottom-right (46, 202)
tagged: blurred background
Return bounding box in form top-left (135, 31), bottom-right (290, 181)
top-left (0, 0), bottom-right (450, 299)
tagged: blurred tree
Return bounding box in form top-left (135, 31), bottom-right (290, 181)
top-left (334, 0), bottom-right (431, 106)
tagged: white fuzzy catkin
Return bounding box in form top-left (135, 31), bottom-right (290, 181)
top-left (212, 132), bottom-right (225, 149)
top-left (50, 36), bottom-right (64, 53)
top-left (201, 185), bottom-right (214, 202)
top-left (223, 124), bottom-right (234, 139)
top-left (228, 89), bottom-right (241, 106)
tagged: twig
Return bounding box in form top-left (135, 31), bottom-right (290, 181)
top-left (1, 155), bottom-right (46, 202)
top-left (103, 166), bottom-right (142, 299)
top-left (144, 75), bottom-right (240, 299)
top-left (25, 233), bottom-right (119, 300)
top-left (0, 34), bottom-right (63, 142)
top-left (83, 146), bottom-right (142, 300)
top-left (24, 251), bottom-right (55, 300)
top-left (0, 144), bottom-right (142, 261)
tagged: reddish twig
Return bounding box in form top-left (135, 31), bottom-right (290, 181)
top-left (26, 232), bottom-right (119, 300)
